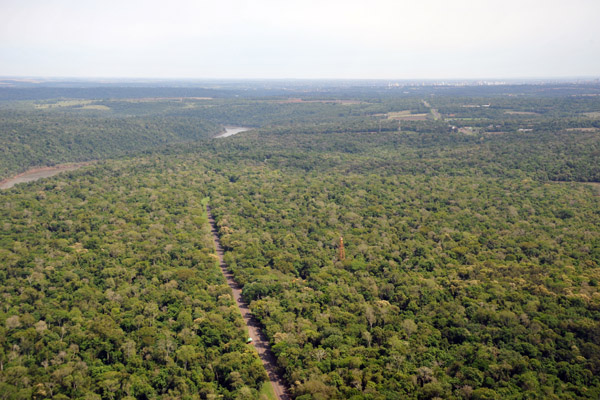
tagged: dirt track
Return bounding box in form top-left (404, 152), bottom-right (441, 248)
top-left (206, 206), bottom-right (290, 400)
top-left (422, 100), bottom-right (442, 120)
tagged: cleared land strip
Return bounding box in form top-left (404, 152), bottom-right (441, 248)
top-left (422, 99), bottom-right (442, 120)
top-left (206, 205), bottom-right (291, 400)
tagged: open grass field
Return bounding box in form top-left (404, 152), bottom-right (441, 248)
top-left (387, 110), bottom-right (428, 120)
top-left (35, 99), bottom-right (94, 109)
top-left (505, 110), bottom-right (540, 115)
top-left (566, 127), bottom-right (599, 132)
top-left (458, 126), bottom-right (477, 135)
top-left (79, 104), bottom-right (111, 110)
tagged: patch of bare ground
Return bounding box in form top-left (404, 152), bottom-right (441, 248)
top-left (1, 162), bottom-right (92, 189)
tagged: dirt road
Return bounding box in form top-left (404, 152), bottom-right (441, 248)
top-left (206, 206), bottom-right (291, 400)
top-left (422, 100), bottom-right (442, 121)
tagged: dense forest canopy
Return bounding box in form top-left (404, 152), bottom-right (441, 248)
top-left (1, 82), bottom-right (600, 399)
top-left (0, 161), bottom-right (267, 399)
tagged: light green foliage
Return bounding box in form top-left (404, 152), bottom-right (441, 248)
top-left (0, 161), bottom-right (266, 399)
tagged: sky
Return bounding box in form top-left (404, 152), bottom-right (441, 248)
top-left (1, 0), bottom-right (599, 80)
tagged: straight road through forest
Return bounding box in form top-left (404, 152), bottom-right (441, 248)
top-left (422, 100), bottom-right (442, 121)
top-left (206, 205), bottom-right (291, 400)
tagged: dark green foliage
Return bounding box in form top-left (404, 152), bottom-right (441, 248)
top-left (0, 111), bottom-right (220, 179)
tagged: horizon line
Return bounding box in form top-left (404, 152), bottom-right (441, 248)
top-left (1, 75), bottom-right (600, 83)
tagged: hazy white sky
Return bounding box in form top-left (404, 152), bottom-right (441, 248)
top-left (1, 0), bottom-right (599, 79)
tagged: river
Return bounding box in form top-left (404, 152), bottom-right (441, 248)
top-left (215, 126), bottom-right (251, 138)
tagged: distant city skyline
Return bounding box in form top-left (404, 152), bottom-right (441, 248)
top-left (1, 0), bottom-right (599, 80)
